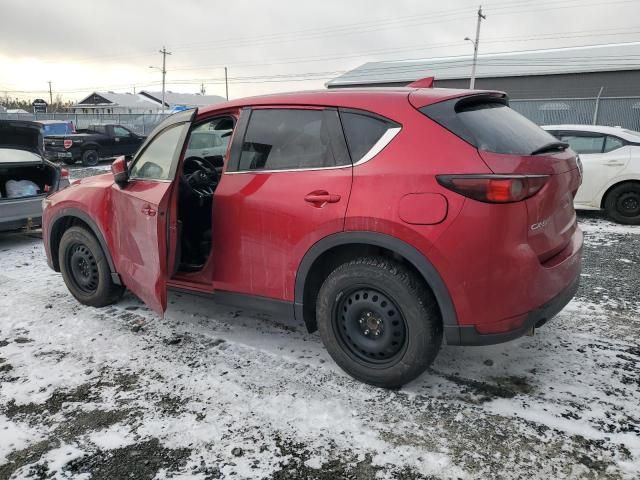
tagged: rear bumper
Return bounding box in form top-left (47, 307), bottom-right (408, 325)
top-left (446, 273), bottom-right (580, 345)
top-left (0, 197), bottom-right (44, 232)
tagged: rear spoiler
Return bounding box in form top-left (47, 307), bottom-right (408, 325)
top-left (407, 77), bottom-right (435, 88)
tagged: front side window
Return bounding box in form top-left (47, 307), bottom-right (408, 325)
top-left (559, 134), bottom-right (605, 154)
top-left (238, 109), bottom-right (337, 171)
top-left (129, 123), bottom-right (188, 180)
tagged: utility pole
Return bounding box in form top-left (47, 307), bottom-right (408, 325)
top-left (465, 5), bottom-right (486, 89)
top-left (200, 82), bottom-right (206, 95)
top-left (48, 81), bottom-right (53, 106)
top-left (160, 46), bottom-right (171, 112)
top-left (224, 67), bottom-right (229, 100)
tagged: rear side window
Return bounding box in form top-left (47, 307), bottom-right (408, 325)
top-left (420, 97), bottom-right (558, 155)
top-left (238, 109), bottom-right (343, 171)
top-left (339, 111), bottom-right (395, 162)
top-left (604, 135), bottom-right (625, 153)
top-left (558, 134), bottom-right (604, 154)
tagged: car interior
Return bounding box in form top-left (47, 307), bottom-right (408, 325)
top-left (176, 116), bottom-right (234, 273)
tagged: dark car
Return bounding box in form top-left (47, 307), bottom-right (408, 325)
top-left (44, 124), bottom-right (145, 166)
top-left (43, 86), bottom-right (583, 388)
top-left (0, 120), bottom-right (70, 232)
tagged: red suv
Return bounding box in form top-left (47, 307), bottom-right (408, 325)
top-left (42, 87), bottom-right (583, 388)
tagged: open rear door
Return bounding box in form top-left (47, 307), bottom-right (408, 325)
top-left (110, 109), bottom-right (196, 314)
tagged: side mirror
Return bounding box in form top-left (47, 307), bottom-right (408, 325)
top-left (111, 156), bottom-right (129, 188)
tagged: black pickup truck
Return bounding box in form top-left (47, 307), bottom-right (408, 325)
top-left (44, 124), bottom-right (145, 166)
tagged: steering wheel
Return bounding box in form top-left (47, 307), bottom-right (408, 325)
top-left (182, 157), bottom-right (220, 198)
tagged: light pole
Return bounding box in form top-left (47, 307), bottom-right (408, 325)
top-left (465, 5), bottom-right (486, 89)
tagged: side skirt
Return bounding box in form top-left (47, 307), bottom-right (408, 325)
top-left (169, 287), bottom-right (296, 320)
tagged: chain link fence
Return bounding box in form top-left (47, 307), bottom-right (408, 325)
top-left (3, 97), bottom-right (640, 132)
top-left (0, 112), bottom-right (168, 135)
top-left (510, 96), bottom-right (640, 130)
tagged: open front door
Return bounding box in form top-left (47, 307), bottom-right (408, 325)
top-left (110, 109), bottom-right (196, 313)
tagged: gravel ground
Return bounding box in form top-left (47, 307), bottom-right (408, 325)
top-left (0, 174), bottom-right (639, 479)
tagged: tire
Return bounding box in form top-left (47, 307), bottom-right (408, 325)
top-left (62, 157), bottom-right (77, 166)
top-left (316, 257), bottom-right (442, 389)
top-left (81, 149), bottom-right (99, 167)
top-left (604, 182), bottom-right (640, 225)
top-left (58, 226), bottom-right (124, 307)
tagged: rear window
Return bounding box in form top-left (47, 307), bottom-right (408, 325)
top-left (420, 97), bottom-right (558, 155)
top-left (339, 111), bottom-right (395, 162)
top-left (42, 123), bottom-right (72, 135)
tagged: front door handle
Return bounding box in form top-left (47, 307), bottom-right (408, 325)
top-left (304, 191), bottom-right (341, 207)
top-left (141, 205), bottom-right (157, 216)
top-left (605, 162), bottom-right (624, 166)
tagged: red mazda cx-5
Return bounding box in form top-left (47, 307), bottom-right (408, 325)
top-left (42, 86), bottom-right (583, 388)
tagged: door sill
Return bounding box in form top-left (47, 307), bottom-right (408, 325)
top-left (167, 278), bottom-right (213, 294)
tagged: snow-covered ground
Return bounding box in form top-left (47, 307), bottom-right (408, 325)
top-left (1, 210), bottom-right (639, 479)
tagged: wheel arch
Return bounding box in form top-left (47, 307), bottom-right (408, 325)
top-left (81, 143), bottom-right (100, 153)
top-left (48, 208), bottom-right (121, 285)
top-left (294, 232), bottom-right (459, 342)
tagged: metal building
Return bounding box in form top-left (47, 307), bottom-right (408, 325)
top-left (326, 42), bottom-right (640, 128)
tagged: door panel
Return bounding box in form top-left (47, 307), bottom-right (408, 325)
top-left (110, 109), bottom-right (196, 313)
top-left (111, 181), bottom-right (172, 313)
top-left (575, 148), bottom-right (630, 205)
top-left (212, 168), bottom-right (352, 300)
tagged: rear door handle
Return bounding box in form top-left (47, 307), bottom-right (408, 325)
top-left (605, 162), bottom-right (624, 166)
top-left (304, 191), bottom-right (341, 206)
top-left (141, 205), bottom-right (157, 216)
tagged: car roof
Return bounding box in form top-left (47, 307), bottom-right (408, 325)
top-left (198, 87), bottom-right (493, 116)
top-left (37, 120), bottom-right (72, 125)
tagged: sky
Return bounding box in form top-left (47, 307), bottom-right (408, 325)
top-left (1, 0), bottom-right (639, 103)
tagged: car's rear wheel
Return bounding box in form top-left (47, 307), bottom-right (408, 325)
top-left (58, 226), bottom-right (124, 307)
top-left (316, 257), bottom-right (442, 388)
top-left (604, 182), bottom-right (640, 225)
top-left (82, 149), bottom-right (99, 167)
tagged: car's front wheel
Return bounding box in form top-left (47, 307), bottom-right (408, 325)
top-left (58, 226), bottom-right (124, 307)
top-left (604, 182), bottom-right (640, 225)
top-left (316, 257), bottom-right (442, 388)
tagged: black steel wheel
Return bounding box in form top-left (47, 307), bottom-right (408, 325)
top-left (604, 182), bottom-right (640, 225)
top-left (317, 257), bottom-right (442, 388)
top-left (65, 242), bottom-right (100, 294)
top-left (59, 226), bottom-right (124, 307)
top-left (335, 286), bottom-right (407, 366)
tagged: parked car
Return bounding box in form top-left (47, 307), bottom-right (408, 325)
top-left (0, 120), bottom-right (70, 232)
top-left (44, 124), bottom-right (145, 166)
top-left (184, 124), bottom-right (233, 162)
top-left (543, 125), bottom-right (640, 224)
top-left (42, 88), bottom-right (583, 388)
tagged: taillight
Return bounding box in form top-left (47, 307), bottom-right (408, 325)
top-left (60, 168), bottom-right (70, 180)
top-left (437, 175), bottom-right (548, 203)
top-left (63, 139), bottom-right (73, 149)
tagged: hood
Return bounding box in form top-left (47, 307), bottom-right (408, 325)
top-left (0, 120), bottom-right (43, 155)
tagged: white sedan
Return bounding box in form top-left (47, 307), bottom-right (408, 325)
top-left (543, 125), bottom-right (640, 224)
